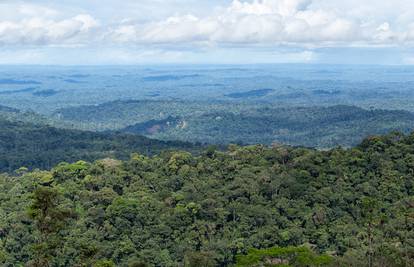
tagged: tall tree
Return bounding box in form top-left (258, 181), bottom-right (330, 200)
top-left (27, 186), bottom-right (74, 267)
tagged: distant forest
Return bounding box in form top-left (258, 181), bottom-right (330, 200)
top-left (57, 101), bottom-right (414, 148)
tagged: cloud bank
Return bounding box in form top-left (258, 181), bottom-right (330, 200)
top-left (1, 0), bottom-right (414, 47)
top-left (0, 14), bottom-right (98, 45)
top-left (1, 0), bottom-right (414, 64)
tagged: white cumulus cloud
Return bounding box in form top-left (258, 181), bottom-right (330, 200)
top-left (1, 0), bottom-right (414, 49)
top-left (0, 2), bottom-right (99, 46)
top-left (106, 0), bottom-right (359, 46)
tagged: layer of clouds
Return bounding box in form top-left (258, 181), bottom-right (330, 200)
top-left (1, 0), bottom-right (414, 48)
top-left (116, 0), bottom-right (414, 46)
top-left (0, 14), bottom-right (98, 45)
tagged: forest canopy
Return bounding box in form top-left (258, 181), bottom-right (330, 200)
top-left (0, 131), bottom-right (413, 266)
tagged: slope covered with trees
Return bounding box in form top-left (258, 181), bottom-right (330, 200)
top-left (0, 132), bottom-right (413, 266)
top-left (55, 100), bottom-right (414, 148)
top-left (123, 105), bottom-right (414, 148)
top-left (0, 117), bottom-right (196, 172)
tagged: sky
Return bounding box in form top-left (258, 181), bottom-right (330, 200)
top-left (1, 0), bottom-right (414, 65)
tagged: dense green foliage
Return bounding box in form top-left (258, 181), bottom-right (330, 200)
top-left (235, 246), bottom-right (333, 267)
top-left (0, 132), bottom-right (413, 266)
top-left (27, 186), bottom-right (75, 267)
top-left (56, 100), bottom-right (414, 148)
top-left (0, 117), bottom-right (196, 172)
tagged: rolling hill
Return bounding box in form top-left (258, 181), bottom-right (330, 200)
top-left (0, 116), bottom-right (197, 172)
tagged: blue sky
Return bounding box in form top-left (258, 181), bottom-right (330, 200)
top-left (1, 0), bottom-right (414, 65)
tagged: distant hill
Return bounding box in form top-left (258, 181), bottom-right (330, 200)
top-left (123, 116), bottom-right (182, 135)
top-left (120, 105), bottom-right (414, 148)
top-left (0, 117), bottom-right (197, 172)
top-left (56, 100), bottom-right (414, 148)
top-left (0, 104), bottom-right (71, 128)
top-left (0, 105), bottom-right (19, 113)
top-left (224, 88), bottom-right (274, 98)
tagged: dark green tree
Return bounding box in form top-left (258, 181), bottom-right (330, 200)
top-left (27, 186), bottom-right (74, 267)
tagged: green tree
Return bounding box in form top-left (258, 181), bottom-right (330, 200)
top-left (27, 186), bottom-right (74, 267)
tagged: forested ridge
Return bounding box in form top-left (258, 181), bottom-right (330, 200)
top-left (55, 101), bottom-right (414, 148)
top-left (0, 117), bottom-right (196, 172)
top-left (0, 131), bottom-right (413, 266)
